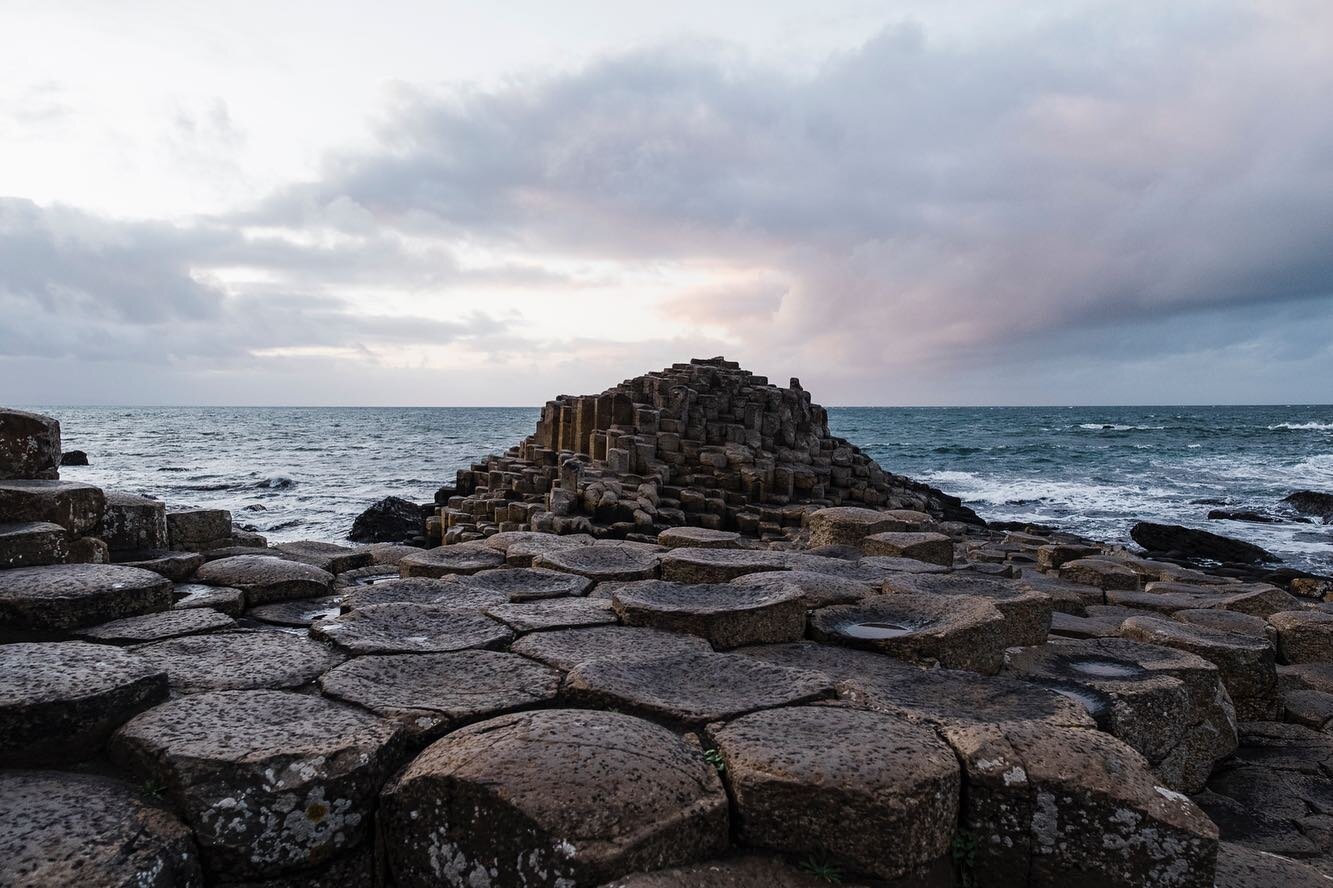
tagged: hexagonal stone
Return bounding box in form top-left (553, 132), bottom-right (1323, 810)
top-left (611, 580), bottom-right (805, 649)
top-left (173, 582), bottom-right (245, 616)
top-left (341, 577), bottom-right (508, 611)
top-left (333, 562), bottom-right (401, 590)
top-left (861, 531), bottom-right (954, 566)
top-left (0, 562), bottom-right (173, 635)
top-left (484, 597), bottom-right (617, 633)
top-left (565, 650), bottom-right (835, 726)
top-left (1214, 842), bottom-right (1333, 888)
top-left (1279, 662), bottom-right (1333, 696)
top-left (1059, 557), bottom-right (1140, 591)
top-left (1017, 571), bottom-right (1104, 615)
top-left (165, 507), bottom-right (232, 552)
top-left (248, 594), bottom-right (343, 627)
top-left (730, 569), bottom-right (869, 609)
top-left (810, 593), bottom-right (1007, 674)
top-left (1210, 584), bottom-right (1302, 618)
top-left (511, 625), bottom-right (713, 671)
top-left (132, 630), bottom-right (344, 693)
top-left (101, 490), bottom-right (168, 552)
top-left (194, 555), bottom-right (333, 606)
top-left (273, 540), bottom-right (373, 574)
top-left (1121, 614), bottom-right (1279, 720)
top-left (534, 542), bottom-right (662, 581)
top-left (75, 607), bottom-right (236, 644)
top-left (116, 548), bottom-right (206, 581)
top-left (399, 543), bottom-right (505, 577)
top-left (657, 527), bottom-right (745, 549)
top-left (110, 689), bottom-right (402, 880)
top-left (659, 547), bottom-right (792, 583)
top-left (881, 572), bottom-right (1053, 647)
top-left (0, 479), bottom-right (104, 535)
top-left (312, 603), bottom-right (512, 654)
top-left (806, 553), bottom-right (951, 579)
top-left (452, 566), bottom-right (593, 601)
top-left (1175, 607), bottom-right (1276, 644)
top-left (707, 706), bottom-right (959, 880)
top-left (1004, 638), bottom-right (1238, 792)
top-left (1281, 689), bottom-right (1333, 730)
top-left (0, 408), bottom-right (61, 479)
top-left (0, 770), bottom-right (203, 887)
top-left (597, 855), bottom-right (858, 887)
top-left (0, 641), bottom-right (168, 766)
top-left (1270, 610), bottom-right (1333, 664)
top-left (0, 520), bottom-right (67, 568)
top-left (1051, 612), bottom-right (1119, 639)
top-left (807, 507), bottom-right (904, 547)
top-left (320, 650), bottom-right (561, 742)
top-left (380, 709), bottom-right (729, 887)
top-left (1107, 587), bottom-right (1228, 613)
top-left (497, 532), bottom-right (594, 567)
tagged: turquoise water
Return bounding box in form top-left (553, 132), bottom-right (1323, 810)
top-left (38, 404), bottom-right (1333, 571)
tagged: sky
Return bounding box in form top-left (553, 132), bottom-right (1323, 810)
top-left (1, 0), bottom-right (1331, 406)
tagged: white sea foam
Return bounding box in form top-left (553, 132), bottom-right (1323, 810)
top-left (1077, 423), bottom-right (1167, 431)
top-left (1268, 422), bottom-right (1333, 431)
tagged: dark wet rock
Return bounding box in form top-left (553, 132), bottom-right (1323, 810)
top-left (1270, 610), bottom-right (1333, 663)
top-left (101, 490), bottom-right (168, 552)
top-left (60, 450), bottom-right (89, 465)
top-left (0, 770), bottom-right (202, 887)
top-left (1214, 842), bottom-right (1333, 887)
top-left (110, 689), bottom-right (401, 880)
top-left (1121, 614), bottom-right (1279, 720)
top-left (511, 625), bottom-right (713, 671)
top-left (174, 582), bottom-right (245, 616)
top-left (1281, 689), bottom-right (1333, 730)
top-left (565, 650), bottom-right (835, 726)
top-left (810, 593), bottom-right (1007, 674)
top-left (1285, 490), bottom-right (1333, 522)
top-left (166, 507), bottom-right (233, 552)
top-left (399, 543), bottom-right (506, 577)
top-left (201, 545), bottom-right (273, 562)
top-left (194, 555), bottom-right (334, 606)
top-left (1017, 571), bottom-right (1103, 615)
top-left (332, 562), bottom-right (401, 590)
top-left (612, 580), bottom-right (805, 649)
top-left (1279, 662), bottom-right (1333, 696)
top-left (379, 709), bottom-right (729, 887)
top-left (319, 650), bottom-right (561, 742)
top-left (348, 495), bottom-right (423, 543)
top-left (598, 854), bottom-right (856, 887)
top-left (0, 562), bottom-right (172, 634)
top-left (1005, 637), bottom-right (1237, 792)
top-left (657, 527), bottom-right (746, 549)
top-left (0, 520), bottom-right (67, 568)
top-left (730, 569), bottom-right (869, 609)
top-left (0, 641), bottom-right (168, 766)
top-left (247, 595), bottom-right (342, 627)
top-left (534, 542), bottom-right (662, 581)
top-left (132, 630), bottom-right (344, 693)
top-left (1058, 556), bottom-right (1141, 591)
top-left (659, 547), bottom-right (791, 583)
top-left (0, 479), bottom-right (104, 535)
top-left (881, 572), bottom-right (1053, 647)
top-left (312, 603), bottom-right (512, 654)
top-left (75, 607), bottom-right (236, 643)
top-left (707, 706), bottom-right (959, 880)
top-left (861, 531), bottom-right (954, 566)
top-left (67, 535), bottom-right (110, 564)
top-left (220, 846), bottom-right (374, 888)
top-left (0, 408), bottom-right (61, 480)
top-left (1131, 521), bottom-right (1278, 564)
top-left (451, 566), bottom-right (593, 601)
top-left (273, 540), bottom-right (372, 574)
top-left (485, 596), bottom-right (617, 633)
top-left (1208, 509), bottom-right (1281, 524)
top-left (115, 548), bottom-right (206, 581)
top-left (341, 576), bottom-right (508, 611)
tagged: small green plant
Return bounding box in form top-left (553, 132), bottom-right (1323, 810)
top-left (798, 854), bottom-right (843, 883)
top-left (141, 777), bottom-right (167, 799)
top-left (702, 748), bottom-right (726, 773)
top-left (951, 831), bottom-right (978, 888)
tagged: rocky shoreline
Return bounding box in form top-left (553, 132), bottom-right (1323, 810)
top-left (3, 359), bottom-right (1333, 887)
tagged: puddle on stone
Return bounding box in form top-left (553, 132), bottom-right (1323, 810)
top-left (840, 621), bottom-right (916, 640)
top-left (1050, 685), bottom-right (1112, 726)
top-left (1065, 657), bottom-right (1145, 679)
top-left (354, 575), bottom-right (402, 586)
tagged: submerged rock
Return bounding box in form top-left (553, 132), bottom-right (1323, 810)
top-left (1131, 521), bottom-right (1278, 564)
top-left (1284, 490), bottom-right (1333, 522)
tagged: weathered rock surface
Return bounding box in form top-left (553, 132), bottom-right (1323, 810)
top-left (341, 576), bottom-right (508, 611)
top-left (660, 547), bottom-right (792, 583)
top-left (273, 539), bottom-right (372, 574)
top-left (485, 596), bottom-right (617, 633)
top-left (399, 542), bottom-right (506, 577)
top-left (101, 490), bottom-right (168, 552)
top-left (116, 548), bottom-right (206, 581)
top-left (1270, 610), bottom-right (1333, 663)
top-left (312, 602), bottom-right (512, 654)
top-left (246, 594), bottom-right (342, 627)
top-left (707, 705), bottom-right (959, 880)
top-left (1284, 490), bottom-right (1333, 522)
top-left (379, 709), bottom-right (729, 887)
top-left (0, 641), bottom-right (168, 766)
top-left (0, 409), bottom-right (62, 480)
top-left (193, 554), bottom-right (333, 606)
top-left (166, 506), bottom-right (233, 552)
top-left (75, 606), bottom-right (236, 644)
top-left (861, 530), bottom-right (954, 566)
top-left (0, 770), bottom-right (203, 887)
top-left (348, 495), bottom-right (423, 543)
top-left (612, 580), bottom-right (806, 649)
top-left (1214, 842), bottom-right (1333, 888)
top-left (511, 624), bottom-right (713, 670)
top-left (882, 571), bottom-right (1053, 647)
top-left (451, 565), bottom-right (593, 600)
top-left (0, 562), bottom-right (172, 634)
top-left (110, 689), bottom-right (401, 880)
top-left (534, 542), bottom-right (662, 581)
top-left (320, 650), bottom-right (560, 741)
top-left (598, 855), bottom-right (856, 887)
top-left (173, 582), bottom-right (245, 616)
top-left (0, 520), bottom-right (67, 568)
top-left (810, 593), bottom-right (1008, 674)
top-left (657, 527), bottom-right (746, 549)
top-left (132, 630), bottom-right (343, 693)
top-left (0, 479), bottom-right (104, 535)
top-left (1131, 521), bottom-right (1278, 563)
top-left (730, 569), bottom-right (869, 609)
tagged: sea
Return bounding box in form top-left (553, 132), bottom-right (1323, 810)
top-left (36, 404), bottom-right (1333, 574)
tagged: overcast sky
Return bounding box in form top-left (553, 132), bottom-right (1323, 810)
top-left (2, 0), bottom-right (1331, 406)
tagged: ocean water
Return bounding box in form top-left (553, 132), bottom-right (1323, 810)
top-left (38, 404), bottom-right (1333, 573)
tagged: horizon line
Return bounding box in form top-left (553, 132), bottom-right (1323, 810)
top-left (12, 402), bottom-right (1333, 410)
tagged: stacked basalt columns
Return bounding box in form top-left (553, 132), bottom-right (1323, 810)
top-left (444, 357), bottom-right (979, 543)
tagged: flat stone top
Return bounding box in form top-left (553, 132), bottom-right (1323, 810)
top-left (194, 554), bottom-right (333, 588)
top-left (0, 520), bottom-right (65, 537)
top-left (813, 592), bottom-right (1001, 635)
top-left (453, 567), bottom-right (593, 600)
top-left (74, 607), bottom-right (236, 643)
top-left (661, 548), bottom-right (791, 569)
top-left (613, 580), bottom-right (803, 615)
top-left (312, 602), bottom-right (513, 654)
top-left (0, 641), bottom-right (166, 706)
top-left (0, 479), bottom-right (99, 496)
top-left (481, 531), bottom-right (593, 552)
top-left (246, 595), bottom-right (343, 627)
top-left (1049, 635), bottom-right (1217, 676)
top-left (880, 572), bottom-right (1039, 601)
top-left (391, 709), bottom-right (722, 836)
top-left (0, 770), bottom-right (199, 888)
top-left (132, 630), bottom-right (344, 692)
top-left (484, 597), bottom-right (617, 632)
top-left (0, 563), bottom-right (169, 602)
top-left (343, 578), bottom-right (509, 612)
top-left (511, 625), bottom-right (712, 671)
top-left (400, 543), bottom-right (506, 573)
top-left (1122, 614), bottom-right (1271, 653)
top-left (730, 570), bottom-right (869, 608)
top-left (566, 650), bottom-right (837, 725)
top-left (114, 688), bottom-right (398, 761)
top-left (1270, 609), bottom-right (1333, 628)
top-left (534, 543), bottom-right (662, 578)
top-left (808, 506), bottom-right (894, 526)
top-left (656, 527), bottom-right (745, 548)
top-left (1174, 609), bottom-right (1272, 639)
top-left (600, 855), bottom-right (850, 887)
